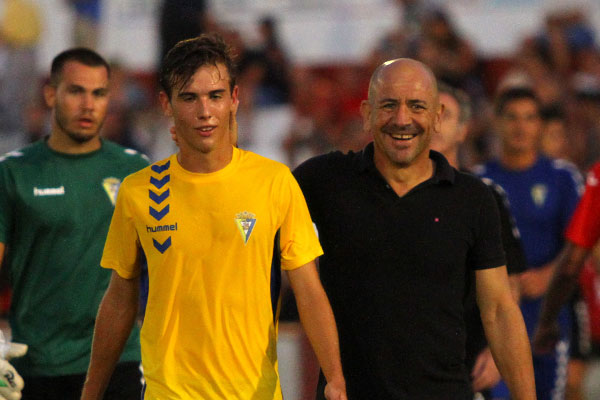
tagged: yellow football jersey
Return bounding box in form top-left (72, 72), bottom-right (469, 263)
top-left (101, 148), bottom-right (323, 399)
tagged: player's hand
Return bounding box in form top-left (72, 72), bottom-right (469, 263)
top-left (0, 360), bottom-right (24, 400)
top-left (3, 343), bottom-right (27, 361)
top-left (519, 265), bottom-right (553, 299)
top-left (532, 320), bottom-right (560, 354)
top-left (324, 379), bottom-right (347, 400)
top-left (471, 347), bottom-right (501, 392)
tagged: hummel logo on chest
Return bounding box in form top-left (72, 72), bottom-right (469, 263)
top-left (33, 186), bottom-right (65, 196)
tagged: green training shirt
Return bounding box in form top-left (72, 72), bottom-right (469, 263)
top-left (0, 138), bottom-right (148, 376)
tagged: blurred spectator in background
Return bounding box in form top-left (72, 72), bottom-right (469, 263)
top-left (0, 0), bottom-right (42, 153)
top-left (570, 73), bottom-right (600, 171)
top-left (283, 64), bottom-right (370, 168)
top-left (284, 70), bottom-right (339, 168)
top-left (410, 8), bottom-right (477, 90)
top-left (158, 0), bottom-right (217, 66)
top-left (476, 87), bottom-right (583, 400)
top-left (540, 104), bottom-right (571, 162)
top-left (100, 61), bottom-right (152, 152)
top-left (68, 0), bottom-right (101, 49)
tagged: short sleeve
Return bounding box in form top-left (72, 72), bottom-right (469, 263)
top-left (487, 181), bottom-right (526, 275)
top-left (566, 165), bottom-right (600, 249)
top-left (0, 162), bottom-right (14, 244)
top-left (100, 179), bottom-right (142, 278)
top-left (278, 170), bottom-right (323, 270)
top-left (469, 184), bottom-right (506, 270)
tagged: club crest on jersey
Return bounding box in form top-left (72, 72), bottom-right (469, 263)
top-left (235, 211), bottom-right (257, 244)
top-left (531, 184), bottom-right (548, 207)
top-left (102, 177), bottom-right (121, 206)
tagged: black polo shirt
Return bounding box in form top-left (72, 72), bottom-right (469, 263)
top-left (293, 143), bottom-right (505, 399)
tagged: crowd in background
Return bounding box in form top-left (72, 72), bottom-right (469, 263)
top-left (0, 1), bottom-right (599, 171)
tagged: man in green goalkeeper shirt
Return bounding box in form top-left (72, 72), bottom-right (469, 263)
top-left (0, 48), bottom-right (148, 399)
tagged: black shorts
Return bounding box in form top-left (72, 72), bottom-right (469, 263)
top-left (22, 361), bottom-right (142, 400)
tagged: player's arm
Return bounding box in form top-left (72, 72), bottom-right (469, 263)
top-left (286, 261), bottom-right (346, 400)
top-left (476, 266), bottom-right (536, 400)
top-left (81, 270), bottom-right (140, 400)
top-left (533, 242), bottom-right (589, 353)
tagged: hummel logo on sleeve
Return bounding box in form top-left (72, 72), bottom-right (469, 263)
top-left (33, 186), bottom-right (65, 196)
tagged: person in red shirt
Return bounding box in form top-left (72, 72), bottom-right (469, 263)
top-left (535, 162), bottom-right (600, 398)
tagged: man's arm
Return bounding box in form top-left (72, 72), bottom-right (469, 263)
top-left (533, 242), bottom-right (589, 353)
top-left (286, 261), bottom-right (346, 400)
top-left (476, 266), bottom-right (536, 399)
top-left (81, 270), bottom-right (140, 400)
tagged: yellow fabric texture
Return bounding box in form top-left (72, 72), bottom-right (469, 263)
top-left (101, 148), bottom-right (323, 399)
top-left (0, 0), bottom-right (41, 46)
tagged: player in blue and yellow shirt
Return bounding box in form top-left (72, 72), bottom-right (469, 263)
top-left (476, 87), bottom-right (583, 400)
top-left (81, 34), bottom-right (346, 400)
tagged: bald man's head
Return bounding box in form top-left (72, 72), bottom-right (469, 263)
top-left (361, 57), bottom-right (443, 169)
top-left (368, 58), bottom-right (439, 107)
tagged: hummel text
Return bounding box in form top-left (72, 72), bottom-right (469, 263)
top-left (33, 186), bottom-right (65, 196)
top-left (146, 223), bottom-right (178, 233)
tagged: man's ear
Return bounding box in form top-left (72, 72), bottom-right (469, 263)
top-left (360, 100), bottom-right (372, 133)
top-left (158, 91), bottom-right (173, 117)
top-left (43, 84), bottom-right (56, 109)
top-left (433, 102), bottom-right (444, 133)
top-left (230, 85), bottom-right (240, 115)
top-left (458, 121), bottom-right (470, 143)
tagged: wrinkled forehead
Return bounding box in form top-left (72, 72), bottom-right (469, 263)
top-left (373, 65), bottom-right (438, 103)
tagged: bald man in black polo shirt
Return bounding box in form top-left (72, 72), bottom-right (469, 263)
top-left (293, 59), bottom-right (535, 399)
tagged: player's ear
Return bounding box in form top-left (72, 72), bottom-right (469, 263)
top-left (43, 84), bottom-right (56, 109)
top-left (433, 102), bottom-right (444, 133)
top-left (159, 91), bottom-right (173, 117)
top-left (230, 85), bottom-right (239, 115)
top-left (360, 100), bottom-right (372, 133)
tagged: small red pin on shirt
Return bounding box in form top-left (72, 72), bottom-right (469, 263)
top-left (434, 218), bottom-right (439, 222)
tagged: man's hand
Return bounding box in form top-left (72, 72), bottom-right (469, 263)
top-left (471, 347), bottom-right (501, 392)
top-left (0, 360), bottom-right (24, 400)
top-left (324, 379), bottom-right (347, 400)
top-left (532, 320), bottom-right (561, 354)
top-left (519, 264), bottom-right (554, 299)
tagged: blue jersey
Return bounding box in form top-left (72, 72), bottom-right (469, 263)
top-left (476, 156), bottom-right (582, 399)
top-left (476, 156), bottom-right (582, 268)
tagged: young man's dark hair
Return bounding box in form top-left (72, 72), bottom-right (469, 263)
top-left (49, 47), bottom-right (111, 86)
top-left (159, 33), bottom-right (238, 98)
top-left (495, 87), bottom-right (542, 116)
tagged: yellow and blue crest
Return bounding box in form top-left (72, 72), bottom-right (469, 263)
top-left (531, 183), bottom-right (548, 208)
top-left (235, 211), bottom-right (257, 244)
top-left (102, 177), bottom-right (121, 206)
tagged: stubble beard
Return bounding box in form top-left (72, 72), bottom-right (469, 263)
top-left (379, 123), bottom-right (429, 168)
top-left (54, 108), bottom-right (103, 144)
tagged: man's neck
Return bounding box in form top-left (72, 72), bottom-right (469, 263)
top-left (177, 145), bottom-right (234, 173)
top-left (443, 149), bottom-right (459, 170)
top-left (500, 150), bottom-right (538, 171)
top-left (46, 131), bottom-right (102, 154)
top-left (374, 152), bottom-right (434, 197)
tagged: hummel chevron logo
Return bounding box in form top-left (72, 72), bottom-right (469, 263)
top-left (149, 189), bottom-right (170, 204)
top-left (150, 205), bottom-right (170, 221)
top-left (150, 175), bottom-right (170, 189)
top-left (153, 237), bottom-right (171, 253)
top-left (151, 160), bottom-right (171, 174)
